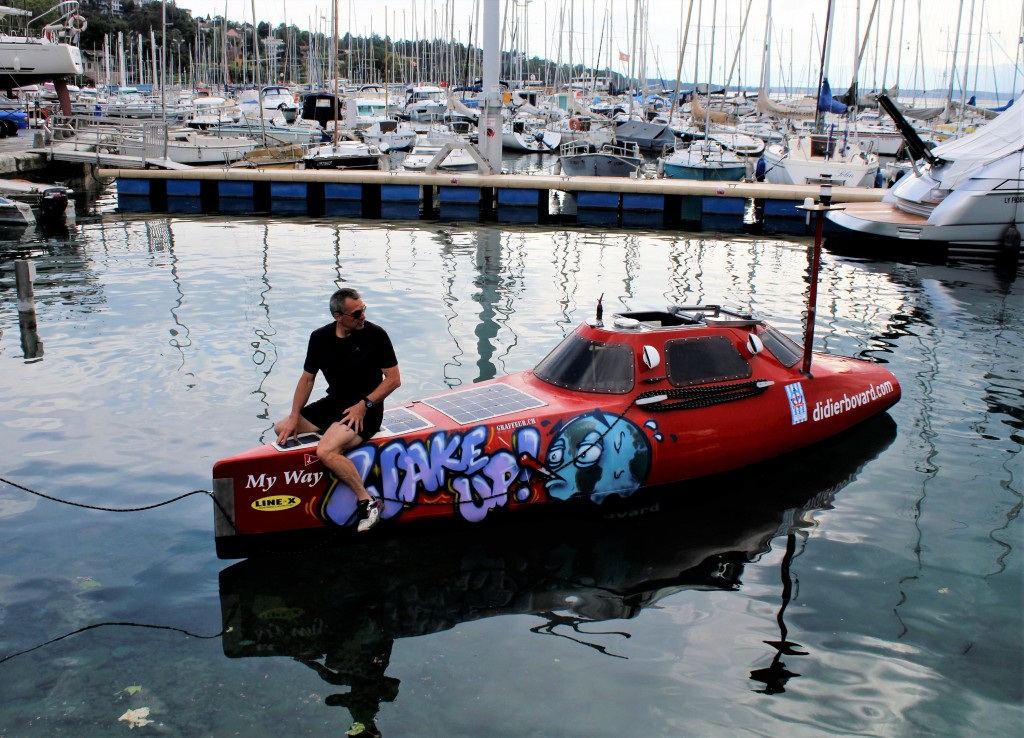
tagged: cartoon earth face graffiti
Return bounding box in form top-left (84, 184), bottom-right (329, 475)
top-left (543, 411), bottom-right (651, 502)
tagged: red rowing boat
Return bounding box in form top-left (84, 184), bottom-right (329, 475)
top-left (212, 302), bottom-right (900, 558)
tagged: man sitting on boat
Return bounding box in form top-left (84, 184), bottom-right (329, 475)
top-left (275, 287), bottom-right (401, 532)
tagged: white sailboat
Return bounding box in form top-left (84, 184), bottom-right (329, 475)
top-left (660, 0), bottom-right (747, 183)
top-left (761, 130), bottom-right (878, 187)
top-left (757, 0), bottom-right (879, 188)
top-left (0, 1), bottom-right (84, 116)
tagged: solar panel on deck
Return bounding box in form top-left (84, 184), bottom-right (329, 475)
top-left (421, 383), bottom-right (546, 424)
top-left (377, 407), bottom-right (434, 437)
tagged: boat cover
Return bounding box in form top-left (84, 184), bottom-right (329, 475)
top-left (690, 95), bottom-right (733, 126)
top-left (930, 101), bottom-right (1024, 188)
top-left (817, 78), bottom-right (848, 115)
top-left (755, 87), bottom-right (817, 119)
top-left (614, 121), bottom-right (676, 151)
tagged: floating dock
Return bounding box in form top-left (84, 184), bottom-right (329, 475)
top-left (98, 167), bottom-right (885, 235)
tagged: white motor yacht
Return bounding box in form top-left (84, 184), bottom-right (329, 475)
top-left (828, 98), bottom-right (1024, 250)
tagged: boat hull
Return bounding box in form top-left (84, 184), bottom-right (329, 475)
top-left (663, 162), bottom-right (747, 181)
top-left (121, 138), bottom-right (257, 165)
top-left (762, 137), bottom-right (878, 188)
top-left (301, 154), bottom-right (382, 170)
top-left (213, 121), bottom-right (322, 146)
top-left (502, 129), bottom-right (561, 152)
top-left (401, 145), bottom-right (479, 171)
top-left (559, 153), bottom-right (641, 177)
top-left (827, 145), bottom-right (1024, 249)
top-left (218, 414), bottom-right (897, 660)
top-left (213, 309), bottom-right (900, 559)
top-left (0, 39), bottom-right (82, 86)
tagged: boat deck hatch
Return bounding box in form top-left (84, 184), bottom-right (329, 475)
top-left (421, 383), bottom-right (547, 424)
top-left (618, 311), bottom-right (696, 328)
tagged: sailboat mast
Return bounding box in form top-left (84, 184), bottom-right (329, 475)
top-left (724, 0), bottom-right (754, 91)
top-left (759, 0), bottom-right (772, 95)
top-left (894, 0), bottom-right (907, 93)
top-left (692, 0), bottom-right (702, 92)
top-left (944, 0), bottom-right (965, 117)
top-left (959, 0), bottom-right (977, 109)
top-left (251, 0), bottom-right (266, 142)
top-left (813, 0), bottom-right (836, 132)
top-left (848, 0), bottom-right (880, 107)
top-left (222, 12), bottom-right (229, 88)
top-left (627, 0), bottom-right (639, 117)
top-left (668, 1), bottom-right (694, 124)
top-left (705, 0), bottom-right (717, 138)
top-left (333, 0), bottom-right (339, 145)
top-left (160, 1), bottom-right (166, 160)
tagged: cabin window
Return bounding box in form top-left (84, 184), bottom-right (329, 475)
top-left (534, 334), bottom-right (634, 394)
top-left (665, 336), bottom-right (752, 386)
top-left (810, 134), bottom-right (837, 158)
top-left (758, 328), bottom-right (802, 368)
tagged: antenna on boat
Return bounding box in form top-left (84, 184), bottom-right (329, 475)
top-left (595, 293), bottom-right (604, 326)
top-left (796, 176), bottom-right (841, 378)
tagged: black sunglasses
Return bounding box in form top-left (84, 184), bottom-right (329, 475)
top-left (340, 308), bottom-right (365, 319)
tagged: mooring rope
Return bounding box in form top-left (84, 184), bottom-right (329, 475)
top-left (0, 620), bottom-right (226, 666)
top-left (0, 475), bottom-right (211, 512)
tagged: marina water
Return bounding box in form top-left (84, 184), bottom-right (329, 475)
top-left (0, 185), bottom-right (1020, 736)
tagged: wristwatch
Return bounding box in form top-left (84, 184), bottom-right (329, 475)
top-left (363, 397), bottom-right (374, 409)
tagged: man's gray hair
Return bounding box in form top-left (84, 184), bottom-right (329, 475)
top-left (330, 287), bottom-right (361, 314)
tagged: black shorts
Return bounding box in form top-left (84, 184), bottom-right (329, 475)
top-left (301, 396), bottom-right (384, 440)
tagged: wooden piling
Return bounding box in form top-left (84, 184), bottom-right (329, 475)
top-left (15, 259), bottom-right (43, 361)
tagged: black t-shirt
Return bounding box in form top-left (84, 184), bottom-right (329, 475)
top-left (303, 320), bottom-right (398, 409)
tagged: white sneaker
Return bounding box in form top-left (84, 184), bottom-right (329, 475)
top-left (357, 497), bottom-right (381, 533)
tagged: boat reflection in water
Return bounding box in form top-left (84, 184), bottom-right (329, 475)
top-left (218, 415), bottom-right (896, 735)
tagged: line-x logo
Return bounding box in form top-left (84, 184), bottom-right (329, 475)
top-left (251, 495), bottom-right (301, 512)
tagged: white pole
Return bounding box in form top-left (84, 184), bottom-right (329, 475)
top-left (480, 0), bottom-right (502, 173)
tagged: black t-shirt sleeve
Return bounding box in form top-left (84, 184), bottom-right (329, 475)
top-left (302, 323), bottom-right (333, 376)
top-left (376, 328), bottom-right (398, 370)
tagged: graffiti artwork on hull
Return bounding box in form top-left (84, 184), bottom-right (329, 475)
top-left (318, 410), bottom-right (653, 527)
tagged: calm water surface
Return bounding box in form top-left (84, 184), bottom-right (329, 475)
top-left (0, 190), bottom-right (1020, 737)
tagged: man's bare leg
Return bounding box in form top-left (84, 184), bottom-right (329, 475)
top-left (317, 421), bottom-right (371, 503)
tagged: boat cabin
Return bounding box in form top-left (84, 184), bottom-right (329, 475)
top-left (533, 305), bottom-right (803, 396)
top-left (570, 76), bottom-right (614, 93)
top-left (405, 86), bottom-right (445, 104)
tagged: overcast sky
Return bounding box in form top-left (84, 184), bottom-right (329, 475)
top-left (178, 0), bottom-right (1024, 96)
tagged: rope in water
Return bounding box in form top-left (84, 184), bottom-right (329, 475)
top-left (0, 620), bottom-right (225, 666)
top-left (0, 475), bottom-right (212, 512)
